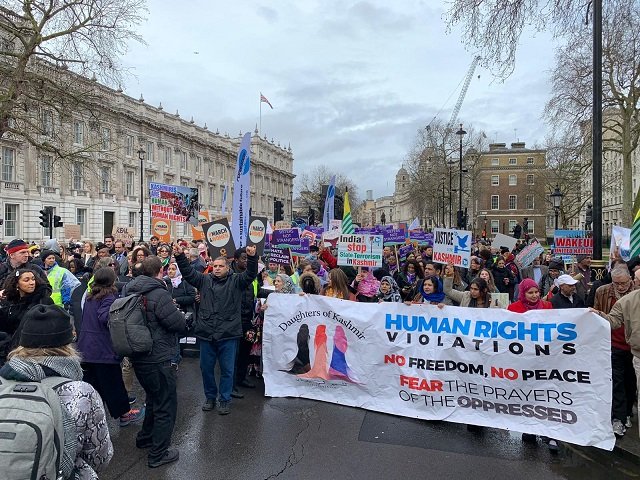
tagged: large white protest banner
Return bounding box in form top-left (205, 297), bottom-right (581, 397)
top-left (263, 295), bottom-right (614, 450)
top-left (433, 228), bottom-right (472, 268)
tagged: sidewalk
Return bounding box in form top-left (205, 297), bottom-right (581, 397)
top-left (613, 421), bottom-right (640, 465)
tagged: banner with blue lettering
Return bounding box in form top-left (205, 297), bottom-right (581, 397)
top-left (231, 132), bottom-right (251, 247)
top-left (263, 296), bottom-right (614, 450)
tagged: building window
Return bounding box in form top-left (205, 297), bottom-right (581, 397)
top-left (526, 174), bottom-right (534, 185)
top-left (491, 158), bottom-right (499, 166)
top-left (508, 174), bottom-right (517, 186)
top-left (41, 110), bottom-right (53, 136)
top-left (196, 155), bottom-right (202, 173)
top-left (129, 212), bottom-right (137, 228)
top-left (508, 158), bottom-right (517, 165)
top-left (209, 186), bottom-right (215, 206)
top-left (125, 171), bottom-right (134, 196)
top-left (526, 194), bottom-right (534, 209)
top-left (40, 155), bottom-right (53, 187)
top-left (146, 141), bottom-right (154, 162)
top-left (4, 204), bottom-right (18, 237)
top-left (491, 195), bottom-right (499, 210)
top-left (527, 222), bottom-right (535, 234)
top-left (125, 135), bottom-right (133, 157)
top-left (100, 167), bottom-right (110, 193)
top-left (101, 128), bottom-right (111, 150)
top-left (72, 162), bottom-right (84, 190)
top-left (76, 208), bottom-right (86, 236)
top-left (2, 147), bottom-right (15, 182)
top-left (527, 157), bottom-right (534, 165)
top-left (181, 152), bottom-right (188, 169)
top-left (509, 220), bottom-right (517, 232)
top-left (73, 121), bottom-right (84, 145)
top-left (491, 175), bottom-right (499, 186)
top-left (509, 195), bottom-right (517, 210)
top-left (490, 219), bottom-right (499, 234)
top-left (164, 147), bottom-right (172, 166)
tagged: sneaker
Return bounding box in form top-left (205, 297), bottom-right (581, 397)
top-left (625, 416), bottom-right (633, 429)
top-left (217, 400), bottom-right (231, 415)
top-left (239, 378), bottom-right (255, 388)
top-left (547, 439), bottom-right (560, 453)
top-left (128, 394), bottom-right (137, 405)
top-left (613, 419), bottom-right (626, 436)
top-left (521, 433), bottom-right (537, 444)
top-left (231, 388), bottom-right (244, 399)
top-left (148, 448), bottom-right (179, 468)
top-left (136, 438), bottom-right (153, 449)
top-left (120, 407), bottom-right (145, 427)
top-left (202, 399), bottom-right (216, 411)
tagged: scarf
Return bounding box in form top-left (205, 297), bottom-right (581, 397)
top-left (378, 276), bottom-right (402, 302)
top-left (0, 356), bottom-right (83, 478)
top-left (357, 271), bottom-right (380, 297)
top-left (276, 274), bottom-right (296, 294)
top-left (419, 276), bottom-right (445, 304)
top-left (518, 278), bottom-right (543, 310)
top-left (170, 265), bottom-right (182, 288)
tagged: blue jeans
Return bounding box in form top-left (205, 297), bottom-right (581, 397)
top-left (200, 338), bottom-right (238, 403)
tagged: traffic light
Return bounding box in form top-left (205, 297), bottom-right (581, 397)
top-left (308, 207), bottom-right (315, 226)
top-left (273, 200), bottom-right (283, 222)
top-left (456, 210), bottom-right (464, 229)
top-left (39, 208), bottom-right (51, 228)
top-left (53, 215), bottom-right (63, 228)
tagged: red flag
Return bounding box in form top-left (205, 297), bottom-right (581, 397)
top-left (260, 92), bottom-right (273, 109)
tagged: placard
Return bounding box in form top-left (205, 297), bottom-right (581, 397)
top-left (515, 241), bottom-right (545, 269)
top-left (152, 218), bottom-right (171, 243)
top-left (268, 246), bottom-right (292, 266)
top-left (112, 225), bottom-right (136, 248)
top-left (247, 216), bottom-right (268, 257)
top-left (553, 230), bottom-right (593, 255)
top-left (272, 228), bottom-right (301, 248)
top-left (202, 218), bottom-right (236, 259)
top-left (191, 211), bottom-right (210, 241)
top-left (300, 229), bottom-right (317, 244)
top-left (63, 224), bottom-right (81, 241)
top-left (433, 228), bottom-right (472, 268)
top-left (291, 237), bottom-right (311, 256)
top-left (149, 182), bottom-right (200, 224)
top-left (337, 234), bottom-right (383, 268)
top-left (492, 233), bottom-right (518, 252)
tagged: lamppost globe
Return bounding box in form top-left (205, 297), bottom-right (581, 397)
top-left (137, 147), bottom-right (146, 242)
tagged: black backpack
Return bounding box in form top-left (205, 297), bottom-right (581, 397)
top-left (108, 294), bottom-right (152, 357)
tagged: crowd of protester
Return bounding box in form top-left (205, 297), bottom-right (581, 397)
top-left (0, 231), bottom-right (638, 473)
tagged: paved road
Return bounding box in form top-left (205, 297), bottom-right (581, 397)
top-left (101, 358), bottom-right (639, 480)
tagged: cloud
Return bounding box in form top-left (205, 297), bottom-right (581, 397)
top-left (256, 6), bottom-right (279, 23)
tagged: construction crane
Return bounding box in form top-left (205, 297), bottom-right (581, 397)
top-left (446, 55), bottom-right (481, 132)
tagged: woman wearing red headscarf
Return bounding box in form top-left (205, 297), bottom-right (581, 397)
top-left (507, 278), bottom-right (552, 313)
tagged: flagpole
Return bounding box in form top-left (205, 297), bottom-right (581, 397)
top-left (259, 96), bottom-right (262, 134)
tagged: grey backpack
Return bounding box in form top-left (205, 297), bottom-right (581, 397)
top-left (108, 294), bottom-right (152, 357)
top-left (0, 376), bottom-right (73, 480)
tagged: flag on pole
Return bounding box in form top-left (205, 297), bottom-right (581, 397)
top-left (231, 133), bottom-right (251, 247)
top-left (260, 93), bottom-right (273, 109)
top-left (221, 184), bottom-right (228, 213)
top-left (322, 176), bottom-right (336, 232)
top-left (342, 189), bottom-right (354, 234)
top-left (408, 217), bottom-right (420, 231)
top-left (630, 208), bottom-right (640, 257)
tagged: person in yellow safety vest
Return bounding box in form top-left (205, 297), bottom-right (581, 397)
top-left (40, 250), bottom-right (81, 308)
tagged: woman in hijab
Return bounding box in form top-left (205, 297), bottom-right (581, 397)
top-left (274, 273), bottom-right (296, 294)
top-left (376, 276), bottom-right (403, 303)
top-left (507, 278), bottom-right (552, 313)
top-left (352, 267), bottom-right (380, 302)
top-left (411, 275), bottom-right (451, 305)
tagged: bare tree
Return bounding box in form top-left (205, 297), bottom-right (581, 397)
top-left (297, 165), bottom-right (360, 219)
top-left (0, 0), bottom-right (146, 170)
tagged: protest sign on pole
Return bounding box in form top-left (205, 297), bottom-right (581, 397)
top-left (112, 225), bottom-right (136, 248)
top-left (329, 219), bottom-right (342, 232)
top-left (553, 230), bottom-right (593, 255)
top-left (263, 295), bottom-right (615, 451)
top-left (272, 228), bottom-right (301, 248)
top-left (337, 234), bottom-right (383, 268)
top-left (268, 246), bottom-right (292, 266)
top-left (191, 211), bottom-right (210, 241)
top-left (63, 224), bottom-right (81, 241)
top-left (231, 132), bottom-right (252, 248)
top-left (433, 228), bottom-right (472, 268)
top-left (300, 229), bottom-right (317, 244)
top-left (492, 233), bottom-right (518, 252)
top-left (291, 237), bottom-right (311, 257)
top-left (610, 226), bottom-right (631, 261)
top-left (202, 218), bottom-right (236, 259)
top-left (149, 182), bottom-right (200, 224)
top-left (151, 218), bottom-right (171, 243)
top-left (515, 241), bottom-right (545, 269)
top-left (247, 216), bottom-right (268, 256)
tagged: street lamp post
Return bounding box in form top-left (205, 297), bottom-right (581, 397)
top-left (550, 184), bottom-right (563, 231)
top-left (456, 124), bottom-right (467, 229)
top-left (137, 147), bottom-right (146, 242)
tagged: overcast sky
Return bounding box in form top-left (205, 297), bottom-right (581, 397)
top-left (121, 0), bottom-right (557, 198)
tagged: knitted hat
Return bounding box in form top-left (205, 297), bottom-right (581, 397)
top-left (6, 239), bottom-right (29, 255)
top-left (20, 305), bottom-right (74, 348)
top-left (39, 250), bottom-right (57, 262)
top-left (576, 254), bottom-right (591, 263)
top-left (28, 245), bottom-right (41, 253)
top-left (548, 258), bottom-right (564, 271)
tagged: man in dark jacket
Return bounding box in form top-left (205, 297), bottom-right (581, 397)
top-left (174, 244), bottom-right (258, 415)
top-left (550, 274), bottom-right (585, 309)
top-left (0, 239), bottom-right (50, 288)
top-left (125, 256), bottom-right (186, 469)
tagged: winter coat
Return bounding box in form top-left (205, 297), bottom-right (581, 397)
top-left (169, 280), bottom-right (197, 315)
top-left (175, 252), bottom-right (257, 341)
top-left (506, 300), bottom-right (553, 313)
top-left (230, 260), bottom-right (258, 326)
top-left (599, 289), bottom-right (640, 359)
top-left (123, 275), bottom-right (186, 364)
top-left (0, 259), bottom-right (50, 291)
top-left (492, 266), bottom-right (514, 294)
top-left (443, 277), bottom-right (499, 308)
top-left (77, 293), bottom-right (119, 364)
top-left (550, 292), bottom-right (585, 309)
top-left (0, 285), bottom-right (54, 362)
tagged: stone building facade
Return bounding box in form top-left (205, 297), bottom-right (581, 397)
top-left (0, 80), bottom-right (294, 243)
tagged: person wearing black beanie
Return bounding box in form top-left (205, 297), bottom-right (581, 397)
top-left (19, 304), bottom-right (74, 348)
